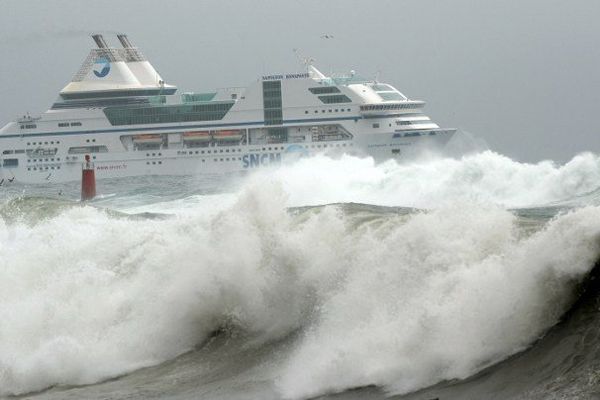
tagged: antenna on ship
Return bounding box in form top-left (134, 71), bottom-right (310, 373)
top-left (292, 48), bottom-right (315, 67)
top-left (293, 48), bottom-right (326, 79)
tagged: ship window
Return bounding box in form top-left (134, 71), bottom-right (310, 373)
top-left (3, 158), bottom-right (18, 167)
top-left (25, 124), bottom-right (37, 129)
top-left (58, 123), bottom-right (69, 127)
top-left (379, 92), bottom-right (405, 101)
top-left (372, 123), bottom-right (380, 128)
top-left (309, 86), bottom-right (341, 95)
top-left (318, 95), bottom-right (352, 104)
top-left (372, 84), bottom-right (394, 91)
top-left (70, 122), bottom-right (82, 126)
top-left (305, 111), bottom-right (309, 114)
top-left (104, 101), bottom-right (235, 126)
top-left (68, 146), bottom-right (108, 154)
top-left (15, 150), bottom-right (25, 154)
top-left (263, 80), bottom-right (283, 125)
top-left (2, 150), bottom-right (13, 155)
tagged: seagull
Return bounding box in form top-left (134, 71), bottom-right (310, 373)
top-left (7, 177), bottom-right (14, 183)
top-left (320, 34), bottom-right (334, 39)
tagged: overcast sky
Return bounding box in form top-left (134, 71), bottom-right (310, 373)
top-left (0, 0), bottom-right (598, 162)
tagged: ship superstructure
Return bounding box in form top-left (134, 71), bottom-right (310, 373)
top-left (0, 34), bottom-right (455, 184)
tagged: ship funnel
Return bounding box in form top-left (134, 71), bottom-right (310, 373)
top-left (91, 34), bottom-right (109, 49)
top-left (117, 34), bottom-right (134, 49)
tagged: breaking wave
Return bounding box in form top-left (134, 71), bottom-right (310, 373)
top-left (1, 151), bottom-right (600, 398)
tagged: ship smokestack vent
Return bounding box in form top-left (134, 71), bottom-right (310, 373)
top-left (117, 34), bottom-right (134, 49)
top-left (92, 34), bottom-right (109, 49)
top-left (116, 34), bottom-right (146, 62)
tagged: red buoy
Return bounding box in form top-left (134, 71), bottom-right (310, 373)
top-left (81, 154), bottom-right (96, 201)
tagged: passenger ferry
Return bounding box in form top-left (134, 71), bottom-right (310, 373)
top-left (0, 34), bottom-right (456, 184)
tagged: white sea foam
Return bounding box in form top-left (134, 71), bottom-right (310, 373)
top-left (276, 204), bottom-right (600, 398)
top-left (1, 152), bottom-right (600, 397)
top-left (251, 150), bottom-right (600, 209)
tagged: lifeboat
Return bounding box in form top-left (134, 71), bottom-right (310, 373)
top-left (132, 134), bottom-right (162, 144)
top-left (182, 131), bottom-right (211, 142)
top-left (213, 129), bottom-right (242, 141)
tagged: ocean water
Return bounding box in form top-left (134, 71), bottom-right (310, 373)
top-left (1, 150), bottom-right (599, 400)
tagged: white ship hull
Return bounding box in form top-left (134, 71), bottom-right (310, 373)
top-left (0, 129), bottom-right (454, 184)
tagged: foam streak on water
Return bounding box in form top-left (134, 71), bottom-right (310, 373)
top-left (0, 151), bottom-right (599, 398)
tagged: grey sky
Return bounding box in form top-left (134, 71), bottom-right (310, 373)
top-left (1, 0), bottom-right (598, 162)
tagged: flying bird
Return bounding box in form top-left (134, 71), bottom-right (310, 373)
top-left (320, 34), bottom-right (334, 39)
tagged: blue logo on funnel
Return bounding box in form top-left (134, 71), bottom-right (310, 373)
top-left (93, 57), bottom-right (110, 78)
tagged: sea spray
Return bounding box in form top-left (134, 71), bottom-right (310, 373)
top-left (254, 151), bottom-right (600, 209)
top-left (276, 205), bottom-right (600, 398)
top-left (1, 152), bottom-right (600, 397)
